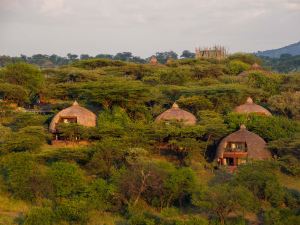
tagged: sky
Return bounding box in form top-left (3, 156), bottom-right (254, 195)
top-left (0, 0), bottom-right (300, 58)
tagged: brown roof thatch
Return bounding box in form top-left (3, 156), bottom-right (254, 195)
top-left (216, 125), bottom-right (271, 160)
top-left (150, 56), bottom-right (158, 65)
top-left (238, 63), bottom-right (271, 77)
top-left (234, 97), bottom-right (272, 116)
top-left (49, 101), bottom-right (96, 133)
top-left (155, 103), bottom-right (197, 125)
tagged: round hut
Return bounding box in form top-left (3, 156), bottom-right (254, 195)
top-left (216, 125), bottom-right (271, 167)
top-left (155, 103), bottom-right (197, 125)
top-left (234, 97), bottom-right (272, 116)
top-left (49, 101), bottom-right (96, 133)
top-left (149, 56), bottom-right (158, 65)
top-left (238, 63), bottom-right (271, 77)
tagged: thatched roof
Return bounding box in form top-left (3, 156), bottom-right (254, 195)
top-left (234, 97), bottom-right (272, 116)
top-left (238, 63), bottom-right (271, 77)
top-left (49, 101), bottom-right (96, 133)
top-left (216, 125), bottom-right (271, 160)
top-left (155, 103), bottom-right (197, 125)
top-left (150, 56), bottom-right (158, 65)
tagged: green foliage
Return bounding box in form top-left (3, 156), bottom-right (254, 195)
top-left (48, 162), bottom-right (85, 198)
top-left (192, 64), bottom-right (224, 79)
top-left (72, 58), bottom-right (126, 69)
top-left (6, 113), bottom-right (48, 131)
top-left (24, 207), bottom-right (54, 225)
top-left (228, 53), bottom-right (261, 65)
top-left (177, 96), bottom-right (213, 114)
top-left (193, 183), bottom-right (257, 225)
top-left (0, 153), bottom-right (38, 200)
top-left (87, 139), bottom-right (127, 178)
top-left (264, 208), bottom-right (300, 225)
top-left (268, 91), bottom-right (300, 120)
top-left (228, 60), bottom-right (250, 75)
top-left (55, 198), bottom-right (89, 224)
top-left (0, 82), bottom-right (29, 104)
top-left (158, 68), bottom-right (192, 85)
top-left (234, 162), bottom-right (285, 207)
top-left (45, 67), bottom-right (103, 83)
top-left (86, 178), bottom-right (116, 210)
top-left (247, 72), bottom-right (282, 95)
top-left (1, 63), bottom-right (44, 92)
top-left (2, 126), bottom-right (47, 153)
top-left (57, 123), bottom-right (90, 141)
top-left (0, 57), bottom-right (300, 224)
top-left (225, 113), bottom-right (299, 141)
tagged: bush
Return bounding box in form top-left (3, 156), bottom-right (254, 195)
top-left (55, 199), bottom-right (89, 224)
top-left (0, 153), bottom-right (49, 201)
top-left (234, 162), bottom-right (285, 207)
top-left (3, 126), bottom-right (47, 152)
top-left (228, 60), bottom-right (250, 76)
top-left (86, 178), bottom-right (116, 210)
top-left (48, 162), bottom-right (85, 198)
top-left (159, 68), bottom-right (192, 85)
top-left (24, 207), bottom-right (54, 225)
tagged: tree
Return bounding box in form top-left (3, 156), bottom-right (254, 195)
top-left (268, 91), bottom-right (300, 120)
top-left (86, 139), bottom-right (126, 178)
top-left (56, 123), bottom-right (89, 141)
top-left (67, 53), bottom-right (78, 61)
top-left (80, 54), bottom-right (91, 60)
top-left (158, 68), bottom-right (191, 85)
top-left (0, 153), bottom-right (43, 201)
top-left (24, 207), bottom-right (54, 225)
top-left (177, 96), bottom-right (213, 114)
top-left (86, 178), bottom-right (116, 211)
top-left (155, 51), bottom-right (178, 64)
top-left (228, 60), bottom-right (250, 75)
top-left (234, 162), bottom-right (285, 207)
top-left (1, 63), bottom-right (44, 95)
top-left (193, 184), bottom-right (257, 225)
top-left (48, 162), bottom-right (85, 198)
top-left (181, 50), bottom-right (195, 59)
top-left (3, 126), bottom-right (47, 153)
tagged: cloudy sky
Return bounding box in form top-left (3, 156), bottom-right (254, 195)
top-left (0, 0), bottom-right (300, 57)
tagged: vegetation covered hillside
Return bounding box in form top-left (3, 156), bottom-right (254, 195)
top-left (256, 41), bottom-right (300, 58)
top-left (0, 54), bottom-right (300, 225)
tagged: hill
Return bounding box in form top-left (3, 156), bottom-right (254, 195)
top-left (257, 41), bottom-right (300, 58)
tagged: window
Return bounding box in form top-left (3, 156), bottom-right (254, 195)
top-left (226, 142), bottom-right (247, 152)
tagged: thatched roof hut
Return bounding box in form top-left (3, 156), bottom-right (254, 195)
top-left (150, 56), bottom-right (158, 65)
top-left (239, 63), bottom-right (271, 77)
top-left (234, 97), bottom-right (272, 116)
top-left (216, 125), bottom-right (271, 165)
top-left (49, 101), bottom-right (96, 133)
top-left (155, 103), bottom-right (197, 125)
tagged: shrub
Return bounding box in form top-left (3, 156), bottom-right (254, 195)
top-left (24, 207), bottom-right (54, 225)
top-left (228, 60), bottom-right (250, 76)
top-left (48, 162), bottom-right (85, 198)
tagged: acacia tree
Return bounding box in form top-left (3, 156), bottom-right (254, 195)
top-left (193, 184), bottom-right (257, 225)
top-left (1, 63), bottom-right (44, 102)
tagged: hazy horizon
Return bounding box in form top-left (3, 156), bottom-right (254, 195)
top-left (1, 0), bottom-right (300, 57)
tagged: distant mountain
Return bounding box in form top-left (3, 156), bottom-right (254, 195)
top-left (256, 41), bottom-right (300, 58)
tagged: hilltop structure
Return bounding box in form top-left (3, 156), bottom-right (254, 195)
top-left (49, 101), bottom-right (96, 138)
top-left (234, 97), bottom-right (272, 116)
top-left (216, 125), bottom-right (271, 169)
top-left (195, 46), bottom-right (227, 60)
top-left (155, 103), bottom-right (197, 125)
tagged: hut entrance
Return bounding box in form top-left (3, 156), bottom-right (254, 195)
top-left (226, 158), bottom-right (234, 166)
